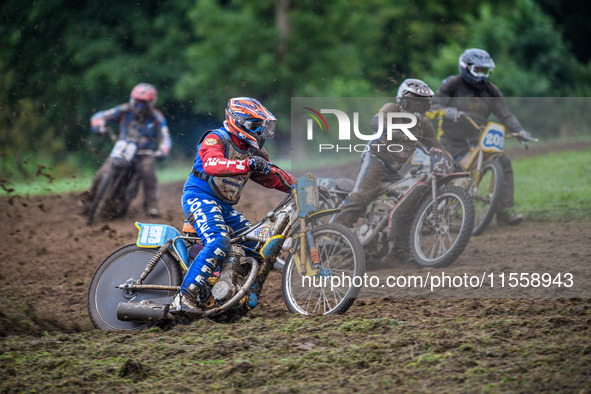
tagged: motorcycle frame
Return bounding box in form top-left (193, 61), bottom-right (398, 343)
top-left (355, 165), bottom-right (468, 248)
top-left (116, 171), bottom-right (336, 309)
top-left (385, 171), bottom-right (468, 240)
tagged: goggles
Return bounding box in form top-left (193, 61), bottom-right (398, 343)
top-left (468, 65), bottom-right (493, 79)
top-left (243, 118), bottom-right (276, 138)
top-left (131, 99), bottom-right (150, 110)
top-left (227, 108), bottom-right (277, 138)
top-left (402, 96), bottom-right (431, 114)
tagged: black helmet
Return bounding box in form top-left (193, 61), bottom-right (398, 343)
top-left (396, 78), bottom-right (434, 114)
top-left (459, 48), bottom-right (495, 87)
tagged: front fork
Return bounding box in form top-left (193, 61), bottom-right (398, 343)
top-left (472, 151), bottom-right (500, 197)
top-left (298, 218), bottom-right (321, 276)
top-left (431, 176), bottom-right (439, 222)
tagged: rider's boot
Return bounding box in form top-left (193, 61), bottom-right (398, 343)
top-left (170, 284), bottom-right (205, 316)
top-left (144, 201), bottom-right (161, 218)
top-left (147, 208), bottom-right (161, 218)
top-left (496, 208), bottom-right (523, 226)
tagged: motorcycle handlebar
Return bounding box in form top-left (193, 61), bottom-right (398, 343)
top-left (269, 165), bottom-right (334, 201)
top-left (250, 147), bottom-right (293, 190)
top-left (268, 165), bottom-right (292, 190)
top-left (457, 112), bottom-right (480, 131)
top-left (458, 113), bottom-right (539, 145)
top-left (510, 132), bottom-right (539, 143)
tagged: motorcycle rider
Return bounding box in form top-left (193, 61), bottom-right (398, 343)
top-left (171, 97), bottom-right (295, 314)
top-left (80, 83), bottom-right (171, 217)
top-left (429, 48), bottom-right (530, 225)
top-left (333, 78), bottom-right (451, 228)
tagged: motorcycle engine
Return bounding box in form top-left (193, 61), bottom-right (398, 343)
top-left (356, 200), bottom-right (395, 244)
top-left (367, 200), bottom-right (395, 224)
top-left (211, 245), bottom-right (245, 302)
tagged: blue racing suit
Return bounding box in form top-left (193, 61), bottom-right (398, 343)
top-left (180, 126), bottom-right (294, 294)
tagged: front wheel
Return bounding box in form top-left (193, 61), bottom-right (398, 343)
top-left (470, 160), bottom-right (504, 236)
top-left (87, 166), bottom-right (117, 225)
top-left (87, 244), bottom-right (183, 331)
top-left (409, 185), bottom-right (474, 268)
top-left (282, 223), bottom-right (365, 315)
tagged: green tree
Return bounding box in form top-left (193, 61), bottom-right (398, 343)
top-left (424, 0), bottom-right (590, 96)
top-left (0, 0), bottom-right (195, 176)
top-left (1, 0), bottom-right (590, 181)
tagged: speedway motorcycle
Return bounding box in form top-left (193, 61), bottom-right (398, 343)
top-left (320, 146), bottom-right (475, 268)
top-left (87, 169), bottom-right (365, 331)
top-left (432, 113), bottom-right (538, 235)
top-left (87, 138), bottom-right (146, 226)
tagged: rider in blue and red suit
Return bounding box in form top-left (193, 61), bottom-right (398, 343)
top-left (171, 97), bottom-right (295, 314)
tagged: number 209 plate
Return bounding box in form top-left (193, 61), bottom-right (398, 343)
top-left (479, 122), bottom-right (506, 153)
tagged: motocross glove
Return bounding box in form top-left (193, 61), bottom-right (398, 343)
top-left (94, 125), bottom-right (111, 135)
top-left (248, 156), bottom-right (270, 174)
top-left (443, 107), bottom-right (460, 122)
top-left (154, 150), bottom-right (167, 161)
top-left (518, 130), bottom-right (532, 140)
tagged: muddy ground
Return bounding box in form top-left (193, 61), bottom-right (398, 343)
top-left (0, 143), bottom-right (590, 391)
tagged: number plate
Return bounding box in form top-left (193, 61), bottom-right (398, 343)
top-left (296, 173), bottom-right (319, 218)
top-left (479, 122), bottom-right (506, 153)
top-left (135, 222), bottom-right (190, 269)
top-left (137, 223), bottom-right (166, 246)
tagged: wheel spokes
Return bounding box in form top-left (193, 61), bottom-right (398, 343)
top-left (286, 229), bottom-right (358, 315)
top-left (417, 194), bottom-right (464, 262)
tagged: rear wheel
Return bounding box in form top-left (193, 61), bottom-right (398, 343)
top-left (87, 244), bottom-right (182, 331)
top-left (409, 186), bottom-right (474, 268)
top-left (471, 160), bottom-right (503, 236)
top-left (282, 223), bottom-right (365, 315)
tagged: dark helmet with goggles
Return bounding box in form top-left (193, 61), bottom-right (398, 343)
top-left (459, 48), bottom-right (495, 87)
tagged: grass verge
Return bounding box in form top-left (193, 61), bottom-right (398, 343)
top-left (2, 144), bottom-right (590, 222)
top-left (513, 149), bottom-right (591, 219)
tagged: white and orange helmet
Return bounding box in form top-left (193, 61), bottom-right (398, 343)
top-left (225, 97), bottom-right (276, 149)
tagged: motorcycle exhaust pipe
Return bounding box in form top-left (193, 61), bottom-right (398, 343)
top-left (117, 301), bottom-right (170, 322)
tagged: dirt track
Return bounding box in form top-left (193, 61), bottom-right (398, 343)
top-left (0, 143), bottom-right (590, 334)
top-left (0, 145), bottom-right (590, 391)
